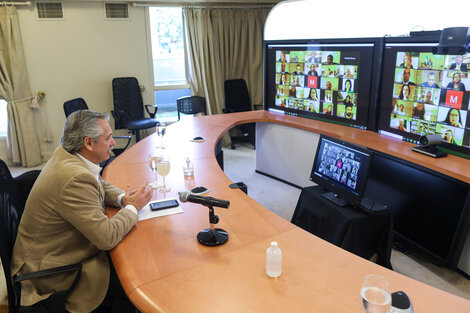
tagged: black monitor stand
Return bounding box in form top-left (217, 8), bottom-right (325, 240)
top-left (322, 191), bottom-right (389, 215)
top-left (321, 191), bottom-right (350, 207)
top-left (411, 145), bottom-right (447, 158)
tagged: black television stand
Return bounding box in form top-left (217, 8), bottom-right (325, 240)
top-left (359, 197), bottom-right (389, 215)
top-left (321, 192), bottom-right (389, 215)
top-left (291, 186), bottom-right (393, 268)
top-left (321, 191), bottom-right (350, 207)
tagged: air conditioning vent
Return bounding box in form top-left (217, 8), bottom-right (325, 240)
top-left (105, 3), bottom-right (129, 19)
top-left (36, 2), bottom-right (63, 19)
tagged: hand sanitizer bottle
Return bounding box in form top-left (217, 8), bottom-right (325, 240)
top-left (183, 157), bottom-right (194, 177)
top-left (266, 241), bottom-right (282, 277)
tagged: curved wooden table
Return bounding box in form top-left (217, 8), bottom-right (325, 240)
top-left (103, 111), bottom-right (470, 313)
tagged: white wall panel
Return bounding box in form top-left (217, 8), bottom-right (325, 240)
top-left (265, 0), bottom-right (470, 40)
top-left (256, 122), bottom-right (317, 188)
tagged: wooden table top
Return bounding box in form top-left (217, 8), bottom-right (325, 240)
top-left (103, 111), bottom-right (470, 312)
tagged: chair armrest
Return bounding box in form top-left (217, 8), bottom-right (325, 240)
top-left (112, 135), bottom-right (132, 156)
top-left (13, 264), bottom-right (82, 284)
top-left (145, 104), bottom-right (158, 118)
top-left (13, 263), bottom-right (82, 308)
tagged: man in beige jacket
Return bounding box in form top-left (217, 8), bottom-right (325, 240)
top-left (11, 110), bottom-right (152, 312)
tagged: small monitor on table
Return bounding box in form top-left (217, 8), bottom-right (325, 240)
top-left (310, 135), bottom-right (373, 207)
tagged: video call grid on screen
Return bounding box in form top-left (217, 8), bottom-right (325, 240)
top-left (378, 43), bottom-right (470, 153)
top-left (312, 138), bottom-right (370, 195)
top-left (265, 42), bottom-right (376, 129)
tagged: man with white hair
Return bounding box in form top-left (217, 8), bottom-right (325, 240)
top-left (12, 110), bottom-right (152, 312)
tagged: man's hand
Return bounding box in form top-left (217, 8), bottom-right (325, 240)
top-left (122, 182), bottom-right (152, 212)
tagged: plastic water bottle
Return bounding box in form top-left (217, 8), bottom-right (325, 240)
top-left (266, 241), bottom-right (282, 277)
top-left (183, 157), bottom-right (194, 177)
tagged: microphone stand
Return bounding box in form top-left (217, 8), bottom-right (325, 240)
top-left (197, 206), bottom-right (229, 246)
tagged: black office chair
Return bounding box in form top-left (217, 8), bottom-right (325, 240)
top-left (63, 97), bottom-right (88, 118)
top-left (63, 97), bottom-right (132, 157)
top-left (176, 96), bottom-right (207, 121)
top-left (224, 79), bottom-right (252, 113)
top-left (112, 77), bottom-right (158, 142)
top-left (0, 159), bottom-right (82, 313)
top-left (223, 79), bottom-right (255, 149)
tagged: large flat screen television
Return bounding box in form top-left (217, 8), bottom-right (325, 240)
top-left (364, 151), bottom-right (470, 266)
top-left (310, 135), bottom-right (373, 207)
top-left (376, 35), bottom-right (470, 156)
top-left (264, 39), bottom-right (381, 130)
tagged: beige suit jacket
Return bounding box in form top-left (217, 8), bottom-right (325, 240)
top-left (11, 146), bottom-right (138, 313)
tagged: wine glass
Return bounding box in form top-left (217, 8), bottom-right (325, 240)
top-left (157, 155), bottom-right (171, 193)
top-left (360, 274), bottom-right (391, 313)
top-left (147, 152), bottom-right (161, 189)
top-left (156, 122), bottom-right (167, 149)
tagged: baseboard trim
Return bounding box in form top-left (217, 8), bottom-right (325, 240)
top-left (457, 268), bottom-right (470, 280)
top-left (255, 169), bottom-right (303, 190)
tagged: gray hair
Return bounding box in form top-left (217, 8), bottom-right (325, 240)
top-left (61, 110), bottom-right (109, 154)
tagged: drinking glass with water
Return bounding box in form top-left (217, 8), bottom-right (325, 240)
top-left (360, 274), bottom-right (391, 313)
top-left (156, 122), bottom-right (167, 149)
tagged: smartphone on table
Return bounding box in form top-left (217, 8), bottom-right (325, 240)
top-left (149, 199), bottom-right (179, 211)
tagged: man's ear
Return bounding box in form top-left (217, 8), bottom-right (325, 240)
top-left (83, 136), bottom-right (94, 151)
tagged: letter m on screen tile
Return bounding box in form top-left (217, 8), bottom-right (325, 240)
top-left (445, 90), bottom-right (463, 109)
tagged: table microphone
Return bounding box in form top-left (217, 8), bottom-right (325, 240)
top-left (179, 191), bottom-right (230, 246)
top-left (178, 191), bottom-right (230, 209)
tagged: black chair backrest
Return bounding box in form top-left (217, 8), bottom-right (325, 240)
top-left (112, 77), bottom-right (144, 130)
top-left (224, 79), bottom-right (252, 112)
top-left (63, 98), bottom-right (89, 117)
top-left (0, 160), bottom-right (25, 313)
top-left (176, 96), bottom-right (207, 120)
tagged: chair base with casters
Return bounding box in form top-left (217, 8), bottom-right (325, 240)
top-left (225, 121), bottom-right (256, 150)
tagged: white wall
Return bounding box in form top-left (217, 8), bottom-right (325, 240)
top-left (14, 2), bottom-right (152, 161)
top-left (2, 0), bottom-right (283, 164)
top-left (256, 122), bottom-right (317, 187)
top-left (265, 0), bottom-right (470, 40)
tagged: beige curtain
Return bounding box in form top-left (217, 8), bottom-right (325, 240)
top-left (183, 6), bottom-right (272, 115)
top-left (0, 6), bottom-right (42, 167)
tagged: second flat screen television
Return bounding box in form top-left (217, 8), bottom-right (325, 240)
top-left (377, 36), bottom-right (470, 155)
top-left (264, 39), bottom-right (379, 130)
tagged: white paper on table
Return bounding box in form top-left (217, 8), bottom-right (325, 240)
top-left (138, 198), bottom-right (184, 221)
